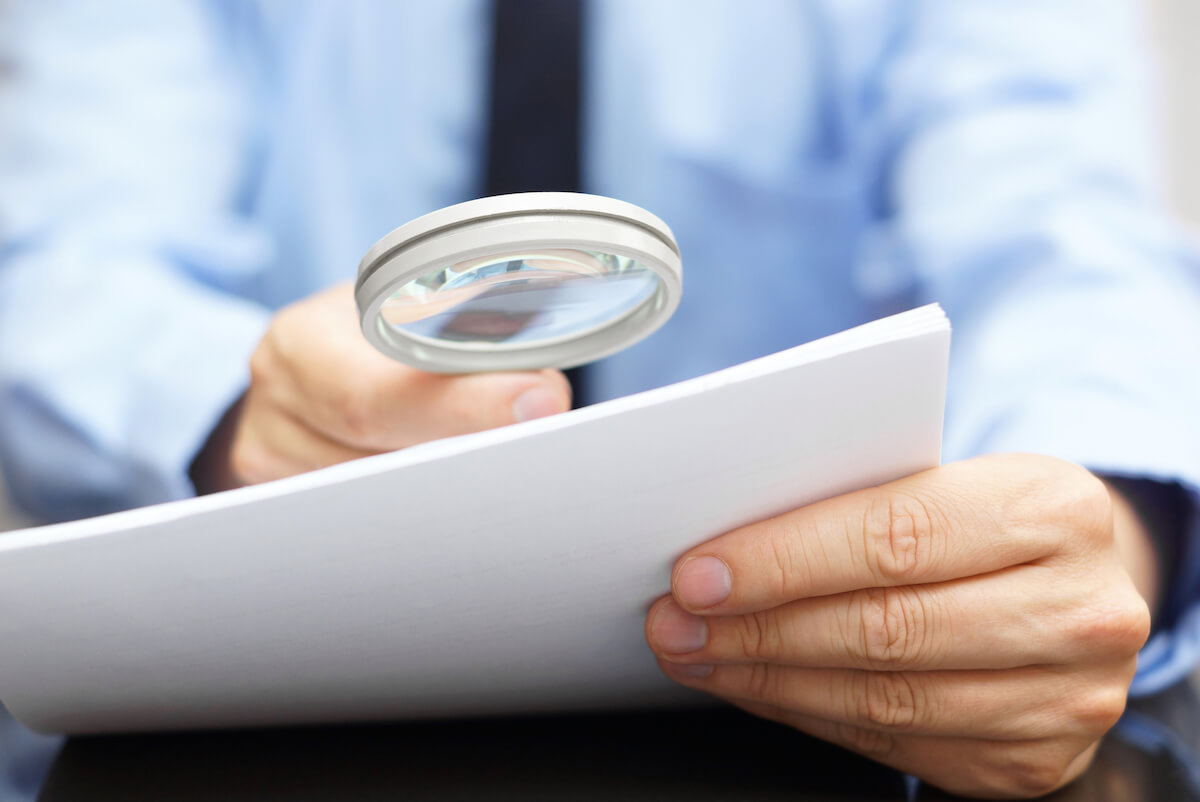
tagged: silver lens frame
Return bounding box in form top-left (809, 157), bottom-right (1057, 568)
top-left (355, 193), bottom-right (683, 373)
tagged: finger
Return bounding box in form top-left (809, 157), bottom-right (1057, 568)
top-left (277, 354), bottom-right (572, 451)
top-left (356, 369), bottom-right (572, 450)
top-left (231, 392), bottom-right (379, 484)
top-left (724, 699), bottom-right (1100, 800)
top-left (649, 565), bottom-right (1147, 670)
top-left (669, 455), bottom-right (1109, 614)
top-left (653, 657), bottom-right (1131, 740)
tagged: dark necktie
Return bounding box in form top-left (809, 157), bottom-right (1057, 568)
top-left (484, 0), bottom-right (590, 406)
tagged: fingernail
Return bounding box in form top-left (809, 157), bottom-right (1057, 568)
top-left (512, 386), bottom-right (564, 423)
top-left (674, 556), bottom-right (732, 609)
top-left (664, 663), bottom-right (714, 680)
top-left (650, 600), bottom-right (708, 654)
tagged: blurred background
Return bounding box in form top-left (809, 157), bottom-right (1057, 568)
top-left (0, 1), bottom-right (1198, 533)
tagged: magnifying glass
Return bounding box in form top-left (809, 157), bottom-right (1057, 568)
top-left (355, 193), bottom-right (682, 373)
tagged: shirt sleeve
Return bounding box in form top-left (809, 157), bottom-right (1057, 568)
top-left (861, 0), bottom-right (1200, 692)
top-left (0, 1), bottom-right (272, 522)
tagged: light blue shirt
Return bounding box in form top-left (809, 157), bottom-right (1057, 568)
top-left (3, 1), bottom-right (1200, 793)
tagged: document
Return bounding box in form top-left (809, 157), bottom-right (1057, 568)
top-left (0, 305), bottom-right (950, 735)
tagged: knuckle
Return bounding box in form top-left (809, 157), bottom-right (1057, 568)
top-left (766, 533), bottom-right (806, 601)
top-left (863, 492), bottom-right (937, 584)
top-left (856, 587), bottom-right (932, 669)
top-left (733, 611), bottom-right (781, 661)
top-left (857, 671), bottom-right (921, 731)
top-left (746, 663), bottom-right (777, 703)
top-left (1062, 471), bottom-right (1113, 543)
top-left (1023, 458), bottom-right (1112, 546)
top-left (1067, 589), bottom-right (1152, 658)
top-left (990, 747), bottom-right (1071, 799)
top-left (836, 722), bottom-right (896, 758)
top-left (1070, 685), bottom-right (1128, 735)
top-left (330, 385), bottom-right (379, 444)
top-left (1118, 595), bottom-right (1154, 653)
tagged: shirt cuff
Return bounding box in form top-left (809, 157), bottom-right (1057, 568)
top-left (1130, 478), bottom-right (1200, 695)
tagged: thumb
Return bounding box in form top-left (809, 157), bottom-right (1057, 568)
top-left (369, 368), bottom-right (573, 450)
top-left (511, 370), bottom-right (575, 423)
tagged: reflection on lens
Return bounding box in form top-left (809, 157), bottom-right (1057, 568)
top-left (381, 250), bottom-right (658, 345)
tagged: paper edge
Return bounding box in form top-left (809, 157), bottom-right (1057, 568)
top-left (0, 303), bottom-right (949, 553)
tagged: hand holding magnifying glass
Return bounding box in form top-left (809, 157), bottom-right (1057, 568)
top-left (193, 193), bottom-right (679, 492)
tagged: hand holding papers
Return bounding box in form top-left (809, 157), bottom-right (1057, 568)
top-left (0, 305), bottom-right (950, 735)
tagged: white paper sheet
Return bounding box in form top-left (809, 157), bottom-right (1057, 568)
top-left (0, 305), bottom-right (950, 734)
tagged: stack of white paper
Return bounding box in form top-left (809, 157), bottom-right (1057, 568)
top-left (0, 305), bottom-right (950, 734)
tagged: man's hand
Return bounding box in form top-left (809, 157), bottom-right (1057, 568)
top-left (193, 282), bottom-right (571, 491)
top-left (645, 454), bottom-right (1154, 799)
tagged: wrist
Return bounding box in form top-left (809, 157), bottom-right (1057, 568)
top-left (188, 393), bottom-right (246, 495)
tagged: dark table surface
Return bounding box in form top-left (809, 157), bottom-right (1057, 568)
top-left (38, 679), bottom-right (1200, 801)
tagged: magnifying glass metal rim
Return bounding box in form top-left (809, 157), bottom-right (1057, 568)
top-left (355, 192), bottom-right (683, 373)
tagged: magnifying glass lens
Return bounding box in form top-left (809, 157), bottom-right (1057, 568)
top-left (380, 249), bottom-right (659, 345)
top-left (357, 193), bottom-right (682, 372)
